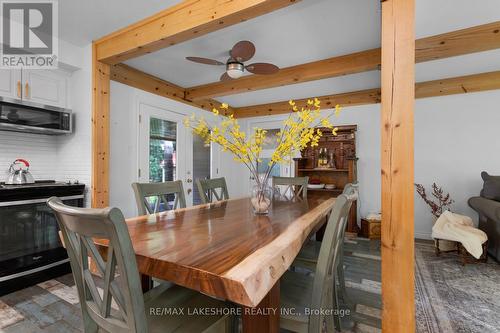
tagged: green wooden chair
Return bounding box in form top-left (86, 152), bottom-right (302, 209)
top-left (289, 184), bottom-right (379, 331)
top-left (280, 194), bottom-right (353, 332)
top-left (272, 176), bottom-right (309, 201)
top-left (196, 177), bottom-right (229, 204)
top-left (293, 183), bottom-right (358, 270)
top-left (132, 180), bottom-right (186, 215)
top-left (47, 197), bottom-right (231, 333)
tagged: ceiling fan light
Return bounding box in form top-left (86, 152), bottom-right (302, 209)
top-left (226, 62), bottom-right (244, 79)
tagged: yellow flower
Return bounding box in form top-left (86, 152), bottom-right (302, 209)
top-left (185, 98), bottom-right (342, 177)
top-left (221, 103), bottom-right (229, 109)
top-left (335, 104), bottom-right (342, 116)
top-left (321, 118), bottom-right (333, 129)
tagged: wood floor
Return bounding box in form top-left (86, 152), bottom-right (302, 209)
top-left (341, 236), bottom-right (382, 333)
top-left (0, 237), bottom-right (382, 333)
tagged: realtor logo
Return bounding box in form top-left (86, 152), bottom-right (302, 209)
top-left (1, 0), bottom-right (58, 68)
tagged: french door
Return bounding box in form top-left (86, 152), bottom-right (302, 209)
top-left (138, 103), bottom-right (195, 206)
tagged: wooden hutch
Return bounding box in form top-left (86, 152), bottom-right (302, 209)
top-left (294, 125), bottom-right (359, 233)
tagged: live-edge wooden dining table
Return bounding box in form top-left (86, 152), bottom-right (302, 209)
top-left (95, 195), bottom-right (335, 333)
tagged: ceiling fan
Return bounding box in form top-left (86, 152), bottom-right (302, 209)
top-left (186, 40), bottom-right (279, 81)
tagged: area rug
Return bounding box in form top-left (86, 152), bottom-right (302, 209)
top-left (415, 241), bottom-right (500, 333)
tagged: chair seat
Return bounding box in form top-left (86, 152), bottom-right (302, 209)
top-left (145, 284), bottom-right (230, 333)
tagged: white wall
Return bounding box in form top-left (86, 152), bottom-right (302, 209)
top-left (56, 44), bottom-right (93, 206)
top-left (240, 90), bottom-right (500, 239)
top-left (109, 81), bottom-right (247, 218)
top-left (414, 90), bottom-right (500, 238)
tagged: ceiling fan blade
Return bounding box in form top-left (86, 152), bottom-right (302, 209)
top-left (230, 41), bottom-right (255, 62)
top-left (220, 72), bottom-right (233, 81)
top-left (186, 57), bottom-right (224, 66)
top-left (245, 63), bottom-right (279, 75)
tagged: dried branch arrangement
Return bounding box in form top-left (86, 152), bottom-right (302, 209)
top-left (415, 183), bottom-right (455, 218)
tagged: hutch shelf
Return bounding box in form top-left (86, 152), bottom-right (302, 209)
top-left (294, 125), bottom-right (359, 233)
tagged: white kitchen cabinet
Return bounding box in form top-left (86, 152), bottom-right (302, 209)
top-left (0, 69), bottom-right (22, 100)
top-left (22, 69), bottom-right (69, 108)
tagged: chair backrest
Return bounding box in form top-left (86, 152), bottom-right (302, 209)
top-left (308, 190), bottom-right (358, 333)
top-left (47, 197), bottom-right (147, 333)
top-left (340, 182), bottom-right (358, 240)
top-left (272, 176), bottom-right (309, 201)
top-left (132, 180), bottom-right (186, 215)
top-left (342, 182), bottom-right (358, 196)
top-left (196, 177), bottom-right (229, 204)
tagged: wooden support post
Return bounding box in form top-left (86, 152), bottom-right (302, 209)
top-left (380, 0), bottom-right (415, 332)
top-left (92, 43), bottom-right (111, 208)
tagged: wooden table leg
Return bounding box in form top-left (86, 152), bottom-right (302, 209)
top-left (140, 274), bottom-right (153, 292)
top-left (242, 281), bottom-right (280, 333)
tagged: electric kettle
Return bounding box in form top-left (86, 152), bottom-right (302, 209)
top-left (6, 159), bottom-right (35, 184)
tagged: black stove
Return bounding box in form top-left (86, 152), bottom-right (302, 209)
top-left (0, 180), bottom-right (85, 295)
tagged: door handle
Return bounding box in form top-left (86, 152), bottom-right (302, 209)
top-left (17, 81), bottom-right (21, 98)
top-left (187, 188), bottom-right (192, 195)
top-left (25, 82), bottom-right (29, 99)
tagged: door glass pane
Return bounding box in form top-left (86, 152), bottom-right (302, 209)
top-left (262, 128), bottom-right (280, 150)
top-left (148, 117), bottom-right (177, 209)
top-left (257, 127), bottom-right (281, 179)
top-left (149, 117), bottom-right (177, 182)
top-left (257, 158), bottom-right (280, 179)
top-left (192, 134), bottom-right (210, 205)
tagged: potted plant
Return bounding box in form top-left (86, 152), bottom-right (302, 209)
top-left (184, 99), bottom-right (342, 214)
top-left (415, 183), bottom-right (455, 250)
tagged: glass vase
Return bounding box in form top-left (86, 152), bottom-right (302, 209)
top-left (250, 181), bottom-right (273, 215)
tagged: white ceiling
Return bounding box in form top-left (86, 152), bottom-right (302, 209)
top-left (125, 0), bottom-right (382, 87)
top-left (59, 0), bottom-right (182, 46)
top-left (58, 0), bottom-right (500, 108)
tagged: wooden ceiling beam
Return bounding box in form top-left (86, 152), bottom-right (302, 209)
top-left (233, 88), bottom-right (382, 118)
top-left (415, 70), bottom-right (500, 98)
top-left (110, 64), bottom-right (235, 115)
top-left (233, 71), bottom-right (500, 118)
top-left (186, 21), bottom-right (500, 101)
top-left (95, 0), bottom-right (302, 65)
top-left (415, 20), bottom-right (500, 62)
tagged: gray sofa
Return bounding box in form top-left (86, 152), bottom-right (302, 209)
top-left (468, 171), bottom-right (500, 261)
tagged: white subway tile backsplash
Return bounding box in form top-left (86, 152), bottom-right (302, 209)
top-left (0, 128), bottom-right (91, 206)
top-left (0, 131), bottom-right (59, 180)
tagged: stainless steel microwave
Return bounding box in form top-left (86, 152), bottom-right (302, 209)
top-left (0, 97), bottom-right (72, 135)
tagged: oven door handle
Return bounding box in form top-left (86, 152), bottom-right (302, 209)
top-left (0, 195), bottom-right (84, 207)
